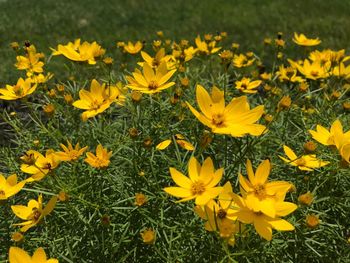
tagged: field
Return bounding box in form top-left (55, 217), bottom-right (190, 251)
top-left (1, 0), bottom-right (350, 262)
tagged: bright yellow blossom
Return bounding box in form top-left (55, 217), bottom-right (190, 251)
top-left (0, 78), bottom-right (37, 100)
top-left (126, 62), bottom-right (176, 94)
top-left (231, 193), bottom-right (297, 241)
top-left (164, 156), bottom-right (223, 205)
top-left (21, 150), bottom-right (60, 182)
top-left (52, 39), bottom-right (105, 64)
top-left (276, 65), bottom-right (303, 83)
top-left (15, 45), bottom-right (44, 75)
top-left (11, 194), bottom-right (57, 232)
top-left (195, 35), bottom-right (221, 54)
top-left (308, 120), bottom-right (350, 148)
top-left (279, 145), bottom-right (329, 171)
top-left (292, 33), bottom-right (321, 46)
top-left (288, 59), bottom-right (330, 80)
top-left (9, 246), bottom-right (58, 263)
top-left (232, 54), bottom-right (255, 68)
top-left (0, 174), bottom-right (26, 200)
top-left (186, 85), bottom-right (266, 137)
top-left (84, 144), bottom-right (112, 168)
top-left (235, 77), bottom-right (262, 94)
top-left (156, 134), bottom-right (194, 151)
top-left (195, 182), bottom-right (238, 238)
top-left (139, 48), bottom-right (175, 69)
top-left (72, 79), bottom-right (125, 121)
top-left (239, 160), bottom-right (292, 218)
top-left (54, 141), bottom-right (88, 162)
top-left (123, 41), bottom-right (143, 54)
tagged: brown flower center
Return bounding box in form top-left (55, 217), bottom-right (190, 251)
top-left (152, 59), bottom-right (160, 67)
top-left (148, 81), bottom-right (159, 90)
top-left (191, 181), bottom-right (205, 195)
top-left (90, 100), bottom-right (101, 110)
top-left (13, 84), bottom-right (23, 96)
top-left (296, 158), bottom-right (306, 166)
top-left (253, 184), bottom-right (266, 199)
top-left (217, 209), bottom-right (227, 219)
top-left (30, 208), bottom-right (41, 222)
top-left (212, 114), bottom-right (225, 127)
top-left (310, 71), bottom-right (319, 77)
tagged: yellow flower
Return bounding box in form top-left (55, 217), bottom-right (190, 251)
top-left (305, 214), bottom-right (320, 228)
top-left (11, 232), bottom-right (24, 242)
top-left (195, 182), bottom-right (239, 238)
top-left (126, 62), bottom-right (176, 94)
top-left (298, 191), bottom-right (314, 206)
top-left (84, 144), bottom-right (112, 169)
top-left (332, 62), bottom-right (350, 79)
top-left (279, 145), bottom-right (329, 171)
top-left (72, 79), bottom-right (125, 121)
top-left (239, 160), bottom-right (293, 218)
top-left (186, 85), bottom-right (266, 137)
top-left (123, 41), bottom-right (143, 54)
top-left (140, 228), bottom-right (156, 244)
top-left (0, 78), bottom-right (37, 100)
top-left (195, 35), bottom-right (221, 54)
top-left (277, 95), bottom-right (292, 111)
top-left (9, 246), bottom-right (58, 263)
top-left (139, 48), bottom-right (175, 69)
top-left (0, 174), bottom-right (26, 200)
top-left (11, 194), bottom-right (57, 232)
top-left (308, 119), bottom-right (350, 148)
top-left (293, 33), bottom-right (321, 46)
top-left (340, 143), bottom-right (350, 163)
top-left (52, 39), bottom-right (105, 64)
top-left (232, 54), bottom-right (255, 68)
top-left (156, 134), bottom-right (195, 151)
top-left (134, 193), bottom-right (147, 206)
top-left (231, 193), bottom-right (297, 241)
top-left (15, 45), bottom-right (44, 74)
top-left (276, 65), bottom-right (303, 83)
top-left (288, 59), bottom-right (330, 80)
top-left (164, 156), bottom-right (223, 205)
top-left (54, 141), bottom-right (88, 162)
top-left (20, 150), bottom-right (60, 182)
top-left (235, 77), bottom-right (262, 94)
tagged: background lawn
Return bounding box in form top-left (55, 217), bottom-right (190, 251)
top-left (1, 0), bottom-right (350, 83)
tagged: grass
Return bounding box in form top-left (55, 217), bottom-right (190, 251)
top-left (1, 0), bottom-right (350, 83)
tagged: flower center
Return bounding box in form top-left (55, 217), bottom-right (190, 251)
top-left (191, 181), bottom-right (205, 195)
top-left (22, 153), bottom-right (36, 165)
top-left (13, 84), bottom-right (23, 96)
top-left (0, 190), bottom-right (5, 198)
top-left (29, 208), bottom-right (41, 222)
top-left (148, 81), bottom-right (159, 90)
top-left (296, 158), bottom-right (306, 166)
top-left (42, 162), bottom-right (52, 170)
top-left (212, 114), bottom-right (225, 127)
top-left (310, 70), bottom-right (319, 77)
top-left (90, 100), bottom-right (101, 110)
top-left (68, 150), bottom-right (80, 160)
top-left (286, 69), bottom-right (295, 78)
top-left (217, 209), bottom-right (227, 219)
top-left (152, 59), bottom-right (160, 67)
top-left (253, 184), bottom-right (266, 199)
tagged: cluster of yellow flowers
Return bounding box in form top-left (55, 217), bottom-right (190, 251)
top-left (1, 30), bottom-right (350, 261)
top-left (164, 157), bottom-right (297, 241)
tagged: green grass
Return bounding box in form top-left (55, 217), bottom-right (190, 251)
top-left (1, 0), bottom-right (350, 83)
